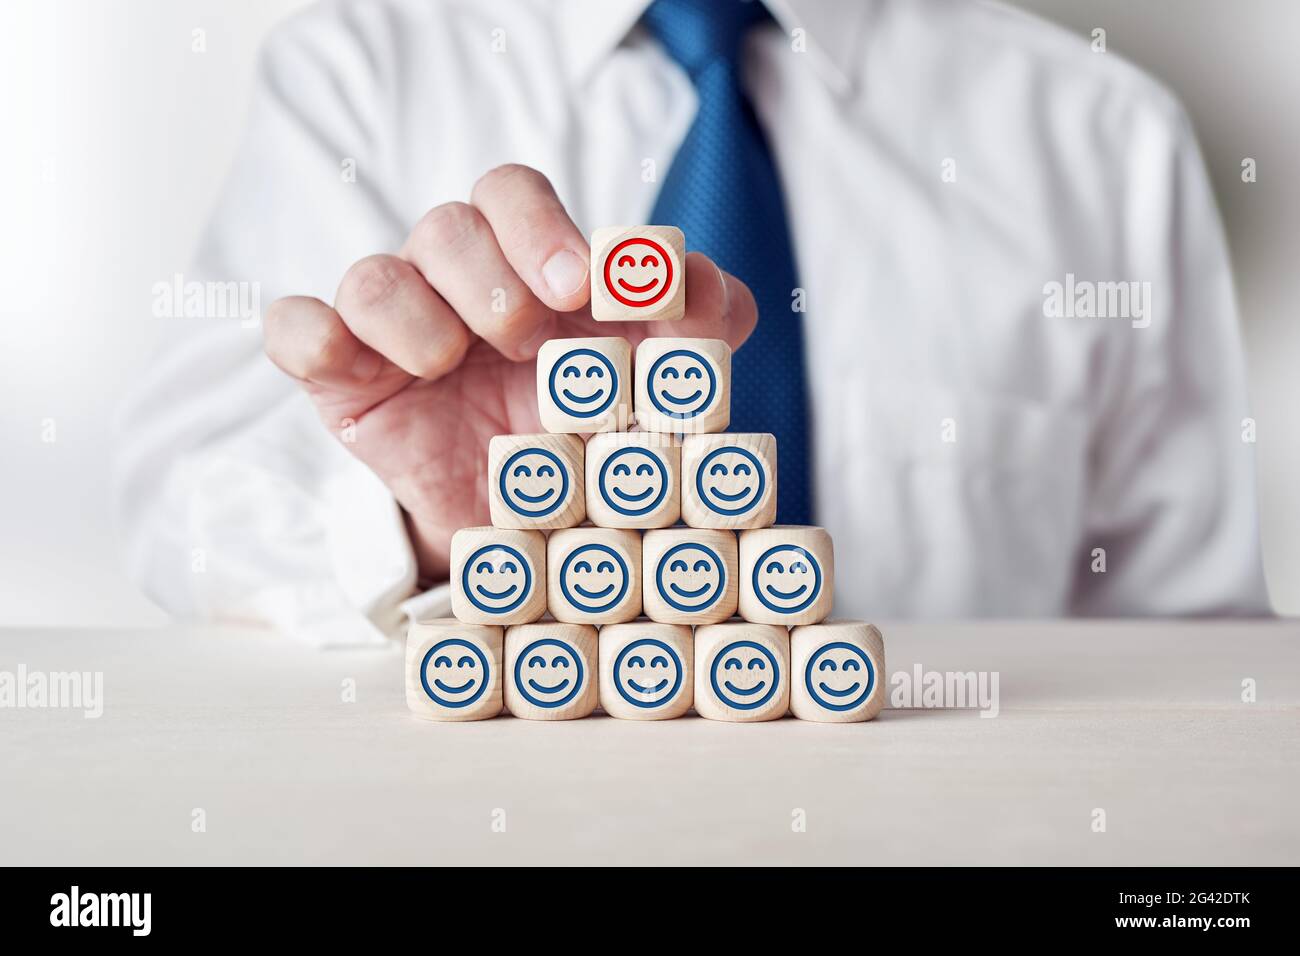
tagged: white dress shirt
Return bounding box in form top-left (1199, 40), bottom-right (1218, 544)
top-left (113, 0), bottom-right (1271, 644)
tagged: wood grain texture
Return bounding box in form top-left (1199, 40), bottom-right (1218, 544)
top-left (503, 621), bottom-right (599, 719)
top-left (450, 527), bottom-right (547, 625)
top-left (488, 433), bottom-right (586, 530)
top-left (546, 527), bottom-right (643, 624)
top-left (584, 431), bottom-right (681, 529)
top-left (641, 528), bottom-right (738, 625)
top-left (536, 337), bottom-right (632, 433)
top-left (405, 619), bottom-right (504, 721)
top-left (680, 433), bottom-right (777, 529)
top-left (789, 621), bottom-right (886, 723)
top-left (738, 526), bottom-right (834, 626)
top-left (598, 620), bottom-right (694, 720)
top-left (590, 225), bottom-right (685, 323)
top-left (693, 621), bottom-right (791, 722)
top-left (634, 337), bottom-right (730, 435)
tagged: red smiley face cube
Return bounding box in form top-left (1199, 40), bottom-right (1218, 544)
top-left (591, 226), bottom-right (685, 323)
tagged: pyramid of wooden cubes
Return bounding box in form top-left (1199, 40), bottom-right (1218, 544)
top-left (406, 226), bottom-right (885, 724)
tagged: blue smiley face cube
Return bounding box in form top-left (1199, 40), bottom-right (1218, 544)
top-left (585, 432), bottom-right (681, 529)
top-left (546, 528), bottom-right (643, 624)
top-left (789, 622), bottom-right (886, 723)
top-left (694, 623), bottom-right (790, 722)
top-left (451, 528), bottom-right (546, 625)
top-left (634, 337), bottom-right (731, 435)
top-left (405, 620), bottom-right (504, 721)
top-left (598, 622), bottom-right (694, 720)
top-left (504, 623), bottom-right (598, 719)
top-left (536, 337), bottom-right (631, 434)
top-left (681, 433), bottom-right (777, 529)
top-left (739, 526), bottom-right (834, 626)
top-left (642, 528), bottom-right (738, 625)
top-left (489, 434), bottom-right (586, 530)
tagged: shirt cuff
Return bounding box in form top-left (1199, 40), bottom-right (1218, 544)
top-left (400, 582), bottom-right (453, 625)
top-left (324, 460), bottom-right (421, 644)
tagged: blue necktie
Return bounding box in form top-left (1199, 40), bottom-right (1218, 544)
top-left (643, 0), bottom-right (813, 525)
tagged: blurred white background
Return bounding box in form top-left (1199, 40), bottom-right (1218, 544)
top-left (1, 0), bottom-right (1296, 625)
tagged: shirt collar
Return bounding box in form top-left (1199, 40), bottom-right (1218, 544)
top-left (557, 0), bottom-right (875, 95)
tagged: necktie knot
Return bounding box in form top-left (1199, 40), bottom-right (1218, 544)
top-left (641, 0), bottom-right (771, 80)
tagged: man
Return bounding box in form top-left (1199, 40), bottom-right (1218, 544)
top-left (114, 0), bottom-right (1270, 644)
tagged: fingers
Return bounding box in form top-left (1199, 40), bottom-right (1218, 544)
top-left (333, 253), bottom-right (472, 380)
top-left (402, 201), bottom-right (558, 362)
top-left (676, 252), bottom-right (758, 348)
top-left (470, 164), bottom-right (591, 312)
top-left (315, 158), bottom-right (753, 395)
top-left (264, 295), bottom-right (395, 390)
top-left (613, 252), bottom-right (758, 350)
top-left (397, 165), bottom-right (589, 361)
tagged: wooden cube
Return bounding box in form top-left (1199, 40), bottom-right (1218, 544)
top-left (536, 337), bottom-right (632, 433)
top-left (488, 433), bottom-right (585, 530)
top-left (504, 622), bottom-right (598, 719)
top-left (681, 433), bottom-right (777, 529)
top-left (547, 527), bottom-right (642, 624)
top-left (450, 527), bottom-right (546, 625)
top-left (641, 528), bottom-right (738, 625)
top-left (738, 526), bottom-right (834, 626)
top-left (790, 621), bottom-right (886, 723)
top-left (598, 621), bottom-right (694, 720)
top-left (634, 337), bottom-right (730, 434)
top-left (585, 431), bottom-right (680, 529)
top-left (694, 622), bottom-right (790, 722)
top-left (405, 619), bottom-right (503, 721)
top-left (590, 225), bottom-right (685, 323)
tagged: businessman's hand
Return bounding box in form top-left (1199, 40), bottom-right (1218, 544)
top-left (264, 165), bottom-right (757, 582)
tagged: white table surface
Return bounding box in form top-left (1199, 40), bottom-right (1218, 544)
top-left (2, 621), bottom-right (1297, 866)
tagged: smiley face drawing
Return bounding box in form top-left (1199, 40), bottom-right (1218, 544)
top-left (602, 236), bottom-right (674, 308)
top-left (696, 446), bottom-right (766, 516)
top-left (420, 638), bottom-right (491, 709)
top-left (559, 544), bottom-right (630, 614)
top-left (656, 542), bottom-right (726, 613)
top-left (499, 448), bottom-right (570, 519)
top-left (598, 447), bottom-right (669, 517)
top-left (804, 642), bottom-right (875, 712)
top-left (752, 545), bottom-right (822, 615)
top-left (709, 640), bottom-right (780, 710)
top-left (547, 347), bottom-right (618, 419)
top-left (647, 350), bottom-right (717, 421)
top-left (461, 544), bottom-right (532, 614)
top-left (513, 638), bottom-right (584, 709)
top-left (612, 638), bottom-right (684, 709)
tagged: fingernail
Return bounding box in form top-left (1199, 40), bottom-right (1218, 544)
top-left (542, 249), bottom-right (589, 299)
top-left (352, 348), bottom-right (383, 382)
top-left (714, 262), bottom-right (731, 315)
